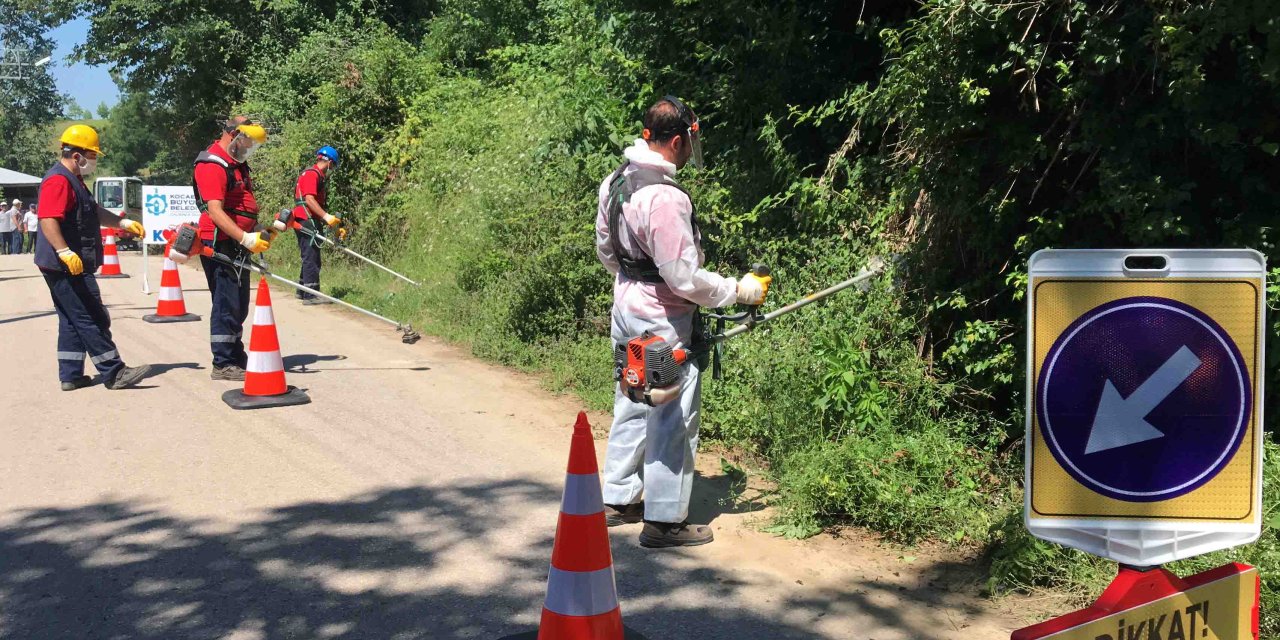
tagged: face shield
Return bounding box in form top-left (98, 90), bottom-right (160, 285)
top-left (229, 134), bottom-right (261, 162)
top-left (229, 123), bottom-right (267, 163)
top-left (663, 95), bottom-right (703, 169)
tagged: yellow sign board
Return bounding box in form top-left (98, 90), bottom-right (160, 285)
top-left (1026, 250), bottom-right (1265, 565)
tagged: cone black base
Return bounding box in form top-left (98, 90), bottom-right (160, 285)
top-left (98, 274), bottom-right (130, 279)
top-left (222, 386), bottom-right (311, 410)
top-left (143, 313), bottom-right (201, 323)
top-left (497, 628), bottom-right (648, 640)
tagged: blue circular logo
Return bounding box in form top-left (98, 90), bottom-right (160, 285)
top-left (1037, 296), bottom-right (1250, 502)
top-left (145, 193), bottom-right (168, 216)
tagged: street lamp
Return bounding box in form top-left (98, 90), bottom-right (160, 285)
top-left (33, 56), bottom-right (51, 67)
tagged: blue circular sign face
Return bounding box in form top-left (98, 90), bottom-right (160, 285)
top-left (1037, 296), bottom-right (1251, 502)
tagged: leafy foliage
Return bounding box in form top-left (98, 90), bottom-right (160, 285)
top-left (26, 0), bottom-right (1280, 627)
top-left (0, 0), bottom-right (64, 174)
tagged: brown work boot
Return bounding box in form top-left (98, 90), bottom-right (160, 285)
top-left (604, 503), bottom-right (644, 527)
top-left (106, 365), bottom-right (151, 390)
top-left (639, 520), bottom-right (714, 548)
top-left (211, 365), bottom-right (246, 381)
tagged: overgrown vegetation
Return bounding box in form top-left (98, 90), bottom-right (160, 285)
top-left (35, 0), bottom-right (1280, 632)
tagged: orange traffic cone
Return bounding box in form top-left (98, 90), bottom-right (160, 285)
top-left (98, 229), bottom-right (128, 278)
top-left (143, 246), bottom-right (200, 323)
top-left (222, 277), bottom-right (310, 410)
top-left (502, 413), bottom-right (646, 640)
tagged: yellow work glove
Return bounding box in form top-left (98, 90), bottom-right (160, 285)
top-left (239, 231), bottom-right (271, 254)
top-left (57, 248), bottom-right (84, 276)
top-left (735, 272), bottom-right (771, 305)
top-left (323, 213), bottom-right (341, 228)
top-left (120, 219), bottom-right (144, 238)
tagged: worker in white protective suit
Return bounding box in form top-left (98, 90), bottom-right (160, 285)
top-left (595, 96), bottom-right (770, 548)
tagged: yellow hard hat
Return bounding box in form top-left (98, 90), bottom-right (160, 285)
top-left (60, 124), bottom-right (103, 155)
top-left (236, 123), bottom-right (268, 144)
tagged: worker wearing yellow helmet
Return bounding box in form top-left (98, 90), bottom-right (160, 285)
top-left (192, 116), bottom-right (272, 381)
top-left (33, 124), bottom-right (151, 391)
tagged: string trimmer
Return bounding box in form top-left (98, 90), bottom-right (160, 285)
top-left (272, 209), bottom-right (421, 286)
top-left (615, 258), bottom-right (884, 405)
top-left (167, 223), bottom-right (422, 344)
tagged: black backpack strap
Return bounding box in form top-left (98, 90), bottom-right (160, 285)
top-left (606, 162), bottom-right (697, 284)
top-left (193, 152), bottom-right (255, 218)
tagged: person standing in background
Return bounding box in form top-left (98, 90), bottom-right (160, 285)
top-left (23, 203), bottom-right (39, 253)
top-left (0, 198), bottom-right (17, 255)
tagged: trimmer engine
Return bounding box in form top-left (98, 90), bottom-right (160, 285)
top-left (272, 207), bottom-right (295, 233)
top-left (167, 223), bottom-right (202, 264)
top-left (615, 331), bottom-right (688, 406)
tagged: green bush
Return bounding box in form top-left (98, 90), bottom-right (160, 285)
top-left (131, 0), bottom-right (1277, 627)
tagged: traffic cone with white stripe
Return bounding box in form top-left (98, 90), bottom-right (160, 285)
top-left (98, 228), bottom-right (129, 278)
top-left (502, 413), bottom-right (646, 640)
top-left (222, 277), bottom-right (310, 410)
top-left (143, 243), bottom-right (200, 323)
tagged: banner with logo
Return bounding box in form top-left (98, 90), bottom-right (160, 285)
top-left (142, 186), bottom-right (200, 245)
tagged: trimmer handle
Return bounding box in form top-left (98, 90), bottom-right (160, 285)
top-left (747, 262), bottom-right (772, 320)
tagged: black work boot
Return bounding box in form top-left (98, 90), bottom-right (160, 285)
top-left (639, 520), bottom-right (714, 548)
top-left (604, 503), bottom-right (644, 527)
top-left (60, 375), bottom-right (93, 391)
top-left (106, 365), bottom-right (151, 390)
top-left (211, 365), bottom-right (246, 381)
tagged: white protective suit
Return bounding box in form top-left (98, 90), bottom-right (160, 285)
top-left (595, 139), bottom-right (738, 523)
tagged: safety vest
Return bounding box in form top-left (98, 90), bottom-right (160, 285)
top-left (293, 166), bottom-right (328, 216)
top-left (605, 161), bottom-right (699, 284)
top-left (34, 162), bottom-right (101, 274)
top-left (192, 151), bottom-right (258, 240)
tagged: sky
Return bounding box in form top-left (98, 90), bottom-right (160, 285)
top-left (47, 18), bottom-right (120, 113)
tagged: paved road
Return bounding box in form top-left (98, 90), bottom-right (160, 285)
top-left (0, 254), bottom-right (1022, 639)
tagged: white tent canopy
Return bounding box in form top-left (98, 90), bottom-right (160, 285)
top-left (0, 167), bottom-right (41, 188)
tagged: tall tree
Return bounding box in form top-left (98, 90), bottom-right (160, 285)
top-left (0, 0), bottom-right (65, 174)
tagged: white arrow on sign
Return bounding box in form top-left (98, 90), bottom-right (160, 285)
top-left (1085, 345), bottom-right (1202, 455)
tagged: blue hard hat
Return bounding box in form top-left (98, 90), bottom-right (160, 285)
top-left (316, 145), bottom-right (340, 166)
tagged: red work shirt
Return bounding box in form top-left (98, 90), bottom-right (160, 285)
top-left (37, 173), bottom-right (84, 220)
top-left (292, 164), bottom-right (327, 221)
top-left (194, 141), bottom-right (259, 241)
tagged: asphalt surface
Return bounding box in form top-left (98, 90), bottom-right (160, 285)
top-left (0, 253), bottom-right (1022, 639)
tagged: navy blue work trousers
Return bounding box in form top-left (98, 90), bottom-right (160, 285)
top-left (200, 240), bottom-right (251, 368)
top-left (295, 228), bottom-right (322, 300)
top-left (43, 271), bottom-right (125, 383)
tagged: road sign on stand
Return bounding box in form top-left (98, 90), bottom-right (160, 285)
top-left (1012, 563), bottom-right (1259, 640)
top-left (1026, 250), bottom-right (1264, 565)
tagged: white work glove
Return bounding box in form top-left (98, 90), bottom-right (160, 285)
top-left (735, 272), bottom-right (770, 305)
top-left (240, 231), bottom-right (271, 254)
top-left (322, 213), bottom-right (340, 228)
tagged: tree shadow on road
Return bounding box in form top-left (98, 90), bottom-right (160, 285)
top-left (0, 480), bottom-right (998, 639)
top-left (0, 310), bottom-right (56, 325)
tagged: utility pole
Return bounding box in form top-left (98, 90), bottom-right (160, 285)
top-left (0, 47), bottom-right (51, 81)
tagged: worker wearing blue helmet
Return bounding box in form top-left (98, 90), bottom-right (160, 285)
top-left (292, 145), bottom-right (341, 304)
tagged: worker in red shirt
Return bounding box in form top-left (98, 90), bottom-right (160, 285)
top-left (34, 124), bottom-right (151, 391)
top-left (192, 116), bottom-right (272, 381)
top-left (292, 145), bottom-right (342, 304)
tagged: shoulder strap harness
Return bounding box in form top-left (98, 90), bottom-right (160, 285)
top-left (192, 151), bottom-right (255, 219)
top-left (605, 161), bottom-right (698, 284)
